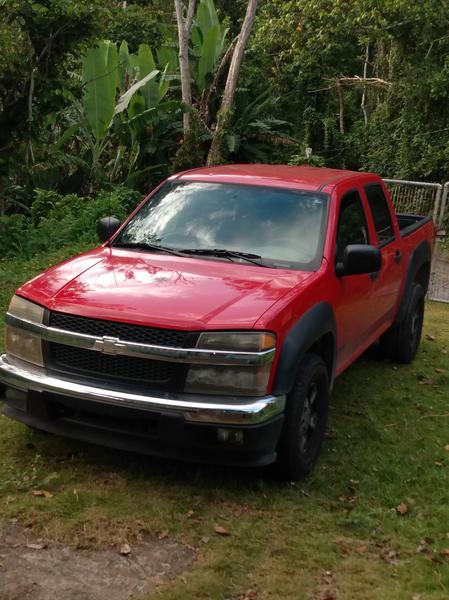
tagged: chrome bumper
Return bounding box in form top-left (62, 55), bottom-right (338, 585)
top-left (0, 354), bottom-right (285, 426)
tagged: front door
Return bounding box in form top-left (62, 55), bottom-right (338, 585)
top-left (332, 189), bottom-right (377, 371)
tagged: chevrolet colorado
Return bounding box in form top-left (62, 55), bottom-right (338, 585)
top-left (0, 165), bottom-right (435, 479)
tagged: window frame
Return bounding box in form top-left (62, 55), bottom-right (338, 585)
top-left (364, 182), bottom-right (396, 248)
top-left (334, 188), bottom-right (371, 268)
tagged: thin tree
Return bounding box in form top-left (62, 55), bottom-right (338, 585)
top-left (174, 0), bottom-right (196, 135)
top-left (207, 0), bottom-right (258, 165)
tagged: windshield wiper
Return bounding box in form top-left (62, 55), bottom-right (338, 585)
top-left (112, 241), bottom-right (188, 258)
top-left (113, 242), bottom-right (272, 267)
top-left (181, 248), bottom-right (271, 267)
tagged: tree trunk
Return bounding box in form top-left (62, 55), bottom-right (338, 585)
top-left (207, 0), bottom-right (259, 165)
top-left (336, 80), bottom-right (345, 135)
top-left (174, 0), bottom-right (196, 136)
top-left (361, 43), bottom-right (369, 125)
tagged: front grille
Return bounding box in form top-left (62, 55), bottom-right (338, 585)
top-left (50, 343), bottom-right (173, 383)
top-left (49, 311), bottom-right (195, 348)
top-left (46, 311), bottom-right (196, 392)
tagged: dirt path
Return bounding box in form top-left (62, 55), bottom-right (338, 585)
top-left (0, 521), bottom-right (194, 600)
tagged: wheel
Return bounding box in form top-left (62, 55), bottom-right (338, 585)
top-left (380, 283), bottom-right (425, 364)
top-left (276, 353), bottom-right (329, 480)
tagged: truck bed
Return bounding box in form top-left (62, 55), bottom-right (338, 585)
top-left (397, 213), bottom-right (433, 237)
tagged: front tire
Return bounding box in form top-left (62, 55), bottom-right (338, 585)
top-left (380, 283), bottom-right (425, 364)
top-left (277, 353), bottom-right (329, 480)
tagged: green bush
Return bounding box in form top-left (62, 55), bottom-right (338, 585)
top-left (0, 186), bottom-right (142, 259)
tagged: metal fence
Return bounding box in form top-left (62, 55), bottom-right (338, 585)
top-left (383, 178), bottom-right (443, 225)
top-left (440, 182), bottom-right (449, 229)
top-left (382, 178), bottom-right (448, 303)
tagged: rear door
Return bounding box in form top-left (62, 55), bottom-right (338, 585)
top-left (362, 182), bottom-right (403, 328)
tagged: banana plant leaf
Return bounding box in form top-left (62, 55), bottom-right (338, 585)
top-left (82, 44), bottom-right (118, 141)
top-left (118, 40), bottom-right (130, 92)
top-left (114, 69), bottom-right (159, 115)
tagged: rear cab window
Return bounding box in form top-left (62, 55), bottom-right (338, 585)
top-left (365, 183), bottom-right (395, 246)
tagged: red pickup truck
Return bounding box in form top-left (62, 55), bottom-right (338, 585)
top-left (0, 165), bottom-right (435, 479)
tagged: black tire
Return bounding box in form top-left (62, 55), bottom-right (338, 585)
top-left (276, 353), bottom-right (329, 481)
top-left (380, 283), bottom-right (425, 364)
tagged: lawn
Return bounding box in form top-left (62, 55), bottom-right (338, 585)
top-left (1, 247), bottom-right (449, 599)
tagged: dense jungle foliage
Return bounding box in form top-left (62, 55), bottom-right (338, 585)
top-left (1, 0), bottom-right (449, 257)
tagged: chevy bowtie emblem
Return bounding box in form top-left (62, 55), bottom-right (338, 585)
top-left (93, 336), bottom-right (127, 355)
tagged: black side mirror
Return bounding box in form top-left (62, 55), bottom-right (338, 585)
top-left (336, 244), bottom-right (381, 277)
top-left (97, 216), bottom-right (121, 243)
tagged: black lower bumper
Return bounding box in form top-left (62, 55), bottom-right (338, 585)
top-left (1, 386), bottom-right (284, 468)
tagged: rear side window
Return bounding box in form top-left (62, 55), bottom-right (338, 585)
top-left (336, 190), bottom-right (369, 263)
top-left (365, 184), bottom-right (395, 244)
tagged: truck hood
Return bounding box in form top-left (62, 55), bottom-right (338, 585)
top-left (18, 247), bottom-right (313, 330)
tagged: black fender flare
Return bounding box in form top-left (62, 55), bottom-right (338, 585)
top-left (273, 302), bottom-right (337, 396)
top-left (394, 239), bottom-right (431, 326)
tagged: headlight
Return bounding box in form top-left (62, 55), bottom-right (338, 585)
top-left (195, 331), bottom-right (276, 352)
top-left (4, 295), bottom-right (44, 366)
top-left (184, 331), bottom-right (276, 396)
top-left (8, 295), bottom-right (45, 323)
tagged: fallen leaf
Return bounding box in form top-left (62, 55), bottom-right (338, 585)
top-left (441, 548), bottom-right (449, 558)
top-left (158, 531), bottom-right (169, 540)
top-left (441, 349), bottom-right (448, 355)
top-left (418, 378), bottom-right (433, 386)
top-left (186, 510), bottom-right (194, 518)
top-left (30, 490), bottom-right (53, 498)
top-left (239, 590), bottom-right (258, 600)
top-left (396, 502), bottom-right (408, 515)
top-left (412, 594), bottom-right (422, 600)
top-left (119, 543), bottom-right (131, 556)
top-left (445, 445), bottom-right (449, 452)
top-left (435, 368), bottom-right (445, 374)
top-left (382, 548), bottom-right (399, 564)
top-left (356, 545), bottom-right (367, 554)
top-left (426, 334), bottom-right (436, 341)
top-left (26, 542), bottom-right (47, 550)
top-left (214, 525), bottom-right (231, 536)
top-left (200, 536), bottom-right (209, 544)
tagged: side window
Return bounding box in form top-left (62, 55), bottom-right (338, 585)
top-left (365, 184), bottom-right (395, 244)
top-left (336, 191), bottom-right (368, 263)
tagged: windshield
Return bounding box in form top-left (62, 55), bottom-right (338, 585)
top-left (113, 181), bottom-right (328, 270)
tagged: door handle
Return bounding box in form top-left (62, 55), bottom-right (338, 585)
top-left (394, 250), bottom-right (402, 264)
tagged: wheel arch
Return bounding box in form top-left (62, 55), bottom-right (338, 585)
top-left (395, 239), bottom-right (431, 325)
top-left (273, 302), bottom-right (337, 396)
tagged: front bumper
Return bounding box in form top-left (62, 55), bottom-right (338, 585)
top-left (0, 354), bottom-right (285, 467)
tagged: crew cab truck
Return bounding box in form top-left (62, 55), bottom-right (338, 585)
top-left (0, 165), bottom-right (435, 479)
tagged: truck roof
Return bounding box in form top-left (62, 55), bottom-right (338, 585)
top-left (174, 164), bottom-right (376, 192)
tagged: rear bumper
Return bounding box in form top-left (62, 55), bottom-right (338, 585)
top-left (0, 354), bottom-right (285, 467)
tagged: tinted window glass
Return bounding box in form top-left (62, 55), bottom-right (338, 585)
top-left (336, 191), bottom-right (368, 263)
top-left (115, 182), bottom-right (328, 269)
top-left (365, 184), bottom-right (394, 243)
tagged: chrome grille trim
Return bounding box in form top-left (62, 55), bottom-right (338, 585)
top-left (6, 313), bottom-right (276, 367)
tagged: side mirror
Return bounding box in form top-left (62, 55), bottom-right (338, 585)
top-left (97, 216), bottom-right (121, 243)
top-left (336, 244), bottom-right (381, 277)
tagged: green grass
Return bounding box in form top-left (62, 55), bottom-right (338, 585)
top-left (1, 248), bottom-right (449, 599)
